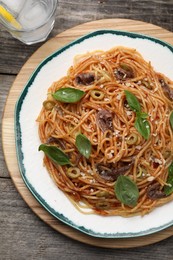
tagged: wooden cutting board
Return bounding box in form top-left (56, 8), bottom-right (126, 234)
top-left (2, 19), bottom-right (173, 248)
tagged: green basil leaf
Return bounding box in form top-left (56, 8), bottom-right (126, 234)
top-left (39, 144), bottom-right (71, 165)
top-left (164, 162), bottom-right (173, 196)
top-left (75, 134), bottom-right (91, 159)
top-left (169, 111), bottom-right (173, 130)
top-left (135, 116), bottom-right (150, 140)
top-left (137, 112), bottom-right (148, 119)
top-left (124, 90), bottom-right (141, 112)
top-left (115, 175), bottom-right (139, 207)
top-left (52, 87), bottom-right (85, 103)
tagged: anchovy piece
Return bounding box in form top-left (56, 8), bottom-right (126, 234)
top-left (115, 64), bottom-right (134, 80)
top-left (147, 182), bottom-right (166, 199)
top-left (159, 78), bottom-right (173, 101)
top-left (46, 137), bottom-right (66, 149)
top-left (96, 109), bottom-right (114, 132)
top-left (97, 161), bottom-right (134, 181)
top-left (75, 72), bottom-right (95, 85)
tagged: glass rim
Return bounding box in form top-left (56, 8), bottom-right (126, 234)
top-left (0, 0), bottom-right (58, 33)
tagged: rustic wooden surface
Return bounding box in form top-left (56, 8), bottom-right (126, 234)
top-left (3, 18), bottom-right (173, 249)
top-left (1, 0), bottom-right (173, 259)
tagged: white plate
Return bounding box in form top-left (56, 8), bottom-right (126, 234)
top-left (15, 30), bottom-right (173, 238)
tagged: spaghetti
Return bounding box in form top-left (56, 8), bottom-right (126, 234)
top-left (37, 46), bottom-right (173, 216)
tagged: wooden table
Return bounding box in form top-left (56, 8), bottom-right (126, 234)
top-left (1, 1), bottom-right (173, 259)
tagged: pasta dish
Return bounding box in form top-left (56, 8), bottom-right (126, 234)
top-left (37, 46), bottom-right (173, 216)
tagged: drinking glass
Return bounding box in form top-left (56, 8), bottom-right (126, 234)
top-left (0, 0), bottom-right (58, 44)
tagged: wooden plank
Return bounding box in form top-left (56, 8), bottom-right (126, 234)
top-left (2, 19), bottom-right (173, 249)
top-left (0, 0), bottom-right (173, 74)
top-left (0, 31), bottom-right (42, 74)
top-left (0, 178), bottom-right (76, 259)
top-left (0, 179), bottom-right (173, 258)
top-left (0, 75), bottom-right (15, 178)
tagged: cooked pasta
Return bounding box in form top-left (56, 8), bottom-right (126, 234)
top-left (37, 46), bottom-right (173, 216)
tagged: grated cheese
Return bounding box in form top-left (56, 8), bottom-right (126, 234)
top-left (126, 111), bottom-right (132, 116)
top-left (147, 176), bottom-right (155, 182)
top-left (116, 94), bottom-right (122, 100)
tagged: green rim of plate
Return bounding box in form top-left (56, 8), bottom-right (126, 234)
top-left (15, 29), bottom-right (173, 238)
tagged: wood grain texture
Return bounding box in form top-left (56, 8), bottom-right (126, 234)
top-left (0, 75), bottom-right (15, 178)
top-left (0, 0), bottom-right (173, 74)
top-left (2, 19), bottom-right (173, 250)
top-left (1, 0), bottom-right (173, 258)
top-left (1, 180), bottom-right (172, 259)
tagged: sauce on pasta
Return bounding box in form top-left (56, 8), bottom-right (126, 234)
top-left (37, 47), bottom-right (173, 216)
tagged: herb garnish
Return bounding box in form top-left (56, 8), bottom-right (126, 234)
top-left (75, 134), bottom-right (91, 159)
top-left (114, 175), bottom-right (139, 207)
top-left (124, 90), bottom-right (150, 140)
top-left (38, 144), bottom-right (71, 165)
top-left (135, 117), bottom-right (150, 141)
top-left (164, 162), bottom-right (173, 196)
top-left (52, 87), bottom-right (85, 103)
top-left (124, 90), bottom-right (141, 112)
top-left (169, 111), bottom-right (173, 130)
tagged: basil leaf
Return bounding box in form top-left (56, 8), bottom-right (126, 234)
top-left (124, 90), bottom-right (141, 112)
top-left (135, 116), bottom-right (150, 140)
top-left (137, 112), bottom-right (148, 119)
top-left (169, 111), bottom-right (173, 130)
top-left (164, 162), bottom-right (173, 196)
top-left (75, 134), bottom-right (91, 159)
top-left (52, 87), bottom-right (85, 103)
top-left (115, 175), bottom-right (139, 207)
top-left (39, 144), bottom-right (71, 165)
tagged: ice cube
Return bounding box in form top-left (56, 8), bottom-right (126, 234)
top-left (18, 0), bottom-right (48, 30)
top-left (1, 0), bottom-right (25, 15)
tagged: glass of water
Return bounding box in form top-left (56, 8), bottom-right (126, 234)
top-left (0, 0), bottom-right (58, 44)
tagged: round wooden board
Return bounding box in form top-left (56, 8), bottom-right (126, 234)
top-left (2, 19), bottom-right (173, 248)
